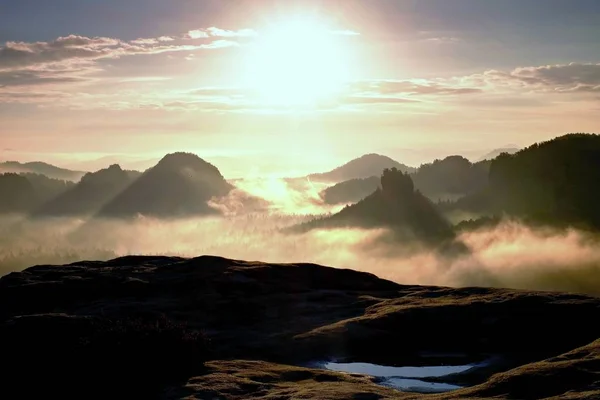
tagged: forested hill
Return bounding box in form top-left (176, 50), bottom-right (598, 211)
top-left (489, 133), bottom-right (600, 228)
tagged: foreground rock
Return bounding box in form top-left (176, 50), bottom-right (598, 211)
top-left (1, 256), bottom-right (599, 399)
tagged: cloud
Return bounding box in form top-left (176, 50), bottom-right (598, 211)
top-left (345, 64), bottom-right (599, 102)
top-left (206, 27), bottom-right (257, 38)
top-left (184, 27), bottom-right (257, 39)
top-left (190, 87), bottom-right (245, 95)
top-left (343, 96), bottom-right (418, 104)
top-left (2, 215), bottom-right (600, 297)
top-left (130, 38), bottom-right (160, 45)
top-left (0, 70), bottom-right (85, 87)
top-left (351, 79), bottom-right (482, 97)
top-left (0, 33), bottom-right (239, 71)
top-left (199, 40), bottom-right (240, 49)
top-left (184, 30), bottom-right (210, 39)
top-left (0, 90), bottom-right (71, 104)
top-left (424, 36), bottom-right (461, 44)
top-left (118, 76), bottom-right (173, 83)
top-left (0, 36), bottom-right (119, 70)
top-left (0, 32), bottom-right (242, 91)
top-left (475, 63), bottom-right (600, 93)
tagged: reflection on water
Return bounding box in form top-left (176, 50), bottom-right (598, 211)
top-left (323, 362), bottom-right (473, 378)
top-left (323, 361), bottom-right (480, 393)
top-left (386, 378), bottom-right (462, 393)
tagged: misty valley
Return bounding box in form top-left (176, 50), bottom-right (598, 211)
top-left (2, 133), bottom-right (600, 297)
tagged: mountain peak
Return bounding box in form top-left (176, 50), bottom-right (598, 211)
top-left (154, 152), bottom-right (223, 177)
top-left (158, 152), bottom-right (208, 165)
top-left (308, 153), bottom-right (415, 183)
top-left (98, 152), bottom-right (232, 218)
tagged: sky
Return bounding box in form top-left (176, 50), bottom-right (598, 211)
top-left (1, 0), bottom-right (600, 177)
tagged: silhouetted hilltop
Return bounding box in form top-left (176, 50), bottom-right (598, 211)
top-left (477, 146), bottom-right (520, 162)
top-left (21, 173), bottom-right (75, 200)
top-left (320, 156), bottom-right (490, 205)
top-left (0, 173), bottom-right (74, 214)
top-left (320, 176), bottom-right (380, 205)
top-left (436, 189), bottom-right (493, 217)
top-left (34, 164), bottom-right (137, 217)
top-left (0, 173), bottom-right (38, 213)
top-left (307, 153), bottom-right (415, 183)
top-left (411, 155), bottom-right (489, 200)
top-left (490, 133), bottom-right (600, 228)
top-left (297, 168), bottom-right (454, 242)
top-left (98, 152), bottom-right (233, 218)
top-left (0, 161), bottom-right (86, 181)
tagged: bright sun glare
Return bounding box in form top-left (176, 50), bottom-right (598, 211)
top-left (245, 16), bottom-right (353, 107)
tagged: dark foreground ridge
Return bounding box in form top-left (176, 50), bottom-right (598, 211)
top-left (1, 256), bottom-right (599, 399)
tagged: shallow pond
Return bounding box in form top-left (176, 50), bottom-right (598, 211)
top-left (321, 361), bottom-right (482, 393)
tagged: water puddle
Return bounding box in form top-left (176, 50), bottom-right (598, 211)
top-left (385, 378), bottom-right (462, 393)
top-left (321, 361), bottom-right (481, 393)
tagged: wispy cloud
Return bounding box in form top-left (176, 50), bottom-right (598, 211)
top-left (351, 79), bottom-right (482, 97)
top-left (343, 95), bottom-right (417, 104)
top-left (478, 63), bottom-right (600, 93)
top-left (424, 36), bottom-right (462, 44)
top-left (200, 40), bottom-right (240, 49)
top-left (0, 69), bottom-right (86, 87)
top-left (184, 30), bottom-right (210, 39)
top-left (352, 64), bottom-right (600, 102)
top-left (0, 90), bottom-right (72, 104)
top-left (130, 37), bottom-right (175, 45)
top-left (206, 27), bottom-right (257, 38)
top-left (0, 30), bottom-right (244, 92)
top-left (0, 34), bottom-right (239, 72)
top-left (184, 27), bottom-right (257, 39)
top-left (3, 48), bottom-right (599, 113)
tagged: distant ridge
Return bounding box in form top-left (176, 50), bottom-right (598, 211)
top-left (0, 161), bottom-right (86, 182)
top-left (34, 164), bottom-right (139, 216)
top-left (477, 147), bottom-right (520, 162)
top-left (320, 155), bottom-right (490, 204)
top-left (307, 153), bottom-right (415, 183)
top-left (320, 176), bottom-right (381, 205)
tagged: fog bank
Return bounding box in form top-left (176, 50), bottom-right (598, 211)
top-left (1, 215), bottom-right (599, 296)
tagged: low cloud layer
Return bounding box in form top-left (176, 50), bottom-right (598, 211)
top-left (2, 214), bottom-right (599, 297)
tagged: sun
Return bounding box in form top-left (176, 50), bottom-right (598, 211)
top-left (244, 16), bottom-right (353, 107)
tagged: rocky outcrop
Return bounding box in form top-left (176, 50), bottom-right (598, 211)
top-left (1, 256), bottom-right (599, 399)
top-left (294, 168), bottom-right (455, 243)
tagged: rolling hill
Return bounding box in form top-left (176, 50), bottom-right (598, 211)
top-left (34, 164), bottom-right (139, 216)
top-left (0, 161), bottom-right (86, 181)
top-left (307, 153), bottom-right (415, 183)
